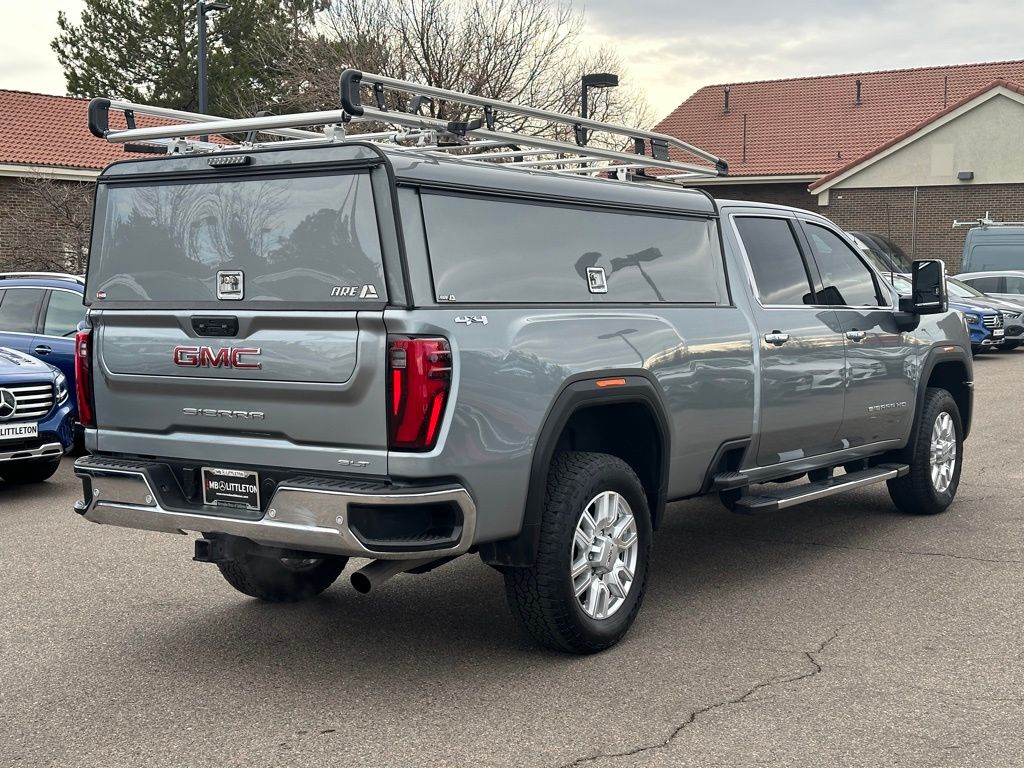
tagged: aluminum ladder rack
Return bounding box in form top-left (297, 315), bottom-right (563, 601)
top-left (87, 69), bottom-right (728, 183)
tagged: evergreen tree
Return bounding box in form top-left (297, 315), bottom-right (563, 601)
top-left (52, 1), bottom-right (327, 117)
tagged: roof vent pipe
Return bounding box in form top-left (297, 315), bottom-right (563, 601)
top-left (855, 79), bottom-right (862, 106)
top-left (724, 86), bottom-right (731, 114)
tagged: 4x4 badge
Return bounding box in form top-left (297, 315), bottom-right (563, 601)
top-left (455, 315), bottom-right (488, 325)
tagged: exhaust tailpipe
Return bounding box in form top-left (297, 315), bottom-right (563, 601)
top-left (350, 557), bottom-right (438, 594)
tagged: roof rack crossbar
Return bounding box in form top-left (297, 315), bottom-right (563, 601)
top-left (352, 104), bottom-right (724, 177)
top-left (453, 149), bottom-right (560, 161)
top-left (89, 98), bottom-right (326, 143)
top-left (467, 156), bottom-right (605, 169)
top-left (554, 164), bottom-right (652, 175)
top-left (953, 211), bottom-right (1024, 229)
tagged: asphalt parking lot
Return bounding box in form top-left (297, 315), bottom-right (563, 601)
top-left (3, 352), bottom-right (1023, 768)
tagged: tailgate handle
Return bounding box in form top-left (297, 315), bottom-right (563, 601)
top-left (192, 316), bottom-right (239, 337)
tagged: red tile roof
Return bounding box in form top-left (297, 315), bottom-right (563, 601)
top-left (809, 78), bottom-right (1024, 191)
top-left (0, 90), bottom-right (221, 172)
top-left (656, 59), bottom-right (1024, 179)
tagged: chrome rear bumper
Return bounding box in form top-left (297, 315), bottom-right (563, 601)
top-left (74, 456), bottom-right (476, 560)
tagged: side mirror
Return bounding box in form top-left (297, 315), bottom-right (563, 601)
top-left (901, 259), bottom-right (948, 314)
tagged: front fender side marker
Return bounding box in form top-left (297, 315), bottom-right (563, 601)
top-left (596, 378), bottom-right (626, 388)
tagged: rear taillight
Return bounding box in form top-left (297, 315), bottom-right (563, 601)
top-left (387, 337), bottom-right (451, 451)
top-left (75, 328), bottom-right (95, 428)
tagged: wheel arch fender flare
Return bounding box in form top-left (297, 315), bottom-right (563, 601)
top-left (911, 344), bottom-right (973, 443)
top-left (480, 371), bottom-right (671, 568)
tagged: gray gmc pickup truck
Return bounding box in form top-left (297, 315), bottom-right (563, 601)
top-left (74, 81), bottom-right (972, 654)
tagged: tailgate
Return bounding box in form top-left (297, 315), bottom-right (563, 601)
top-left (91, 310), bottom-right (389, 475)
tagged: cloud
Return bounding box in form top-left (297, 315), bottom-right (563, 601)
top-left (0, 1), bottom-right (84, 95)
top-left (580, 0), bottom-right (1024, 118)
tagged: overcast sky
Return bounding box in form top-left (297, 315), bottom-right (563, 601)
top-left (5, 1), bottom-right (1024, 120)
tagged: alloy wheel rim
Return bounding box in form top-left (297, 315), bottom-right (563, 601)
top-left (570, 491), bottom-right (639, 620)
top-left (929, 411), bottom-right (957, 493)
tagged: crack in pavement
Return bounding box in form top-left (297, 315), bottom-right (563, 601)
top-left (556, 631), bottom-right (839, 768)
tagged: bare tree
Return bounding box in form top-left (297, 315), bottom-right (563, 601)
top-left (11, 177), bottom-right (95, 274)
top-left (250, 0), bottom-right (650, 145)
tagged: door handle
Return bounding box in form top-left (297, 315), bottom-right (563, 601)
top-left (34, 345), bottom-right (51, 355)
top-left (764, 331), bottom-right (790, 346)
top-left (845, 330), bottom-right (867, 342)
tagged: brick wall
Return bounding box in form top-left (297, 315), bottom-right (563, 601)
top-left (699, 180), bottom-right (1024, 273)
top-left (698, 182), bottom-right (819, 212)
top-left (0, 175), bottom-right (95, 273)
top-left (822, 184), bottom-right (1024, 272)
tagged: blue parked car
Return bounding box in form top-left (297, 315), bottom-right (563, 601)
top-left (0, 346), bottom-right (74, 483)
top-left (889, 274), bottom-right (1003, 355)
top-left (0, 272), bottom-right (85, 410)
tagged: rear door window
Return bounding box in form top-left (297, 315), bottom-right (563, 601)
top-left (1003, 276), bottom-right (1024, 296)
top-left (90, 172), bottom-right (384, 305)
top-left (421, 193), bottom-right (727, 304)
top-left (964, 276), bottom-right (1004, 293)
top-left (0, 288), bottom-right (44, 333)
top-left (734, 216), bottom-right (815, 306)
top-left (42, 290), bottom-right (84, 337)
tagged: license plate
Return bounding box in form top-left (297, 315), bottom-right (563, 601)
top-left (994, 329), bottom-right (1005, 337)
top-left (0, 422), bottom-right (37, 441)
top-left (201, 466), bottom-right (260, 510)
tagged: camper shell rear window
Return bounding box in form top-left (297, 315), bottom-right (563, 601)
top-left (87, 171), bottom-right (385, 307)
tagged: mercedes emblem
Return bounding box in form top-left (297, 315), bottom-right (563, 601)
top-left (0, 389), bottom-right (16, 421)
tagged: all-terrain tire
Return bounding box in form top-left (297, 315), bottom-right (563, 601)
top-left (0, 457), bottom-right (62, 484)
top-left (887, 387), bottom-right (963, 515)
top-left (217, 551), bottom-right (348, 602)
top-left (504, 451), bottom-right (652, 654)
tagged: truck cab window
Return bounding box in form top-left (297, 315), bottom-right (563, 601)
top-left (735, 216), bottom-right (815, 306)
top-left (804, 224), bottom-right (886, 307)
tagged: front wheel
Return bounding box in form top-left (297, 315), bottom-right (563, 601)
top-left (887, 387), bottom-right (963, 515)
top-left (0, 457), bottom-right (62, 484)
top-left (217, 550), bottom-right (348, 602)
top-left (504, 451), bottom-right (652, 654)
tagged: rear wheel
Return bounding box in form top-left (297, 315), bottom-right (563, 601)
top-left (217, 550), bottom-right (348, 602)
top-left (504, 451), bottom-right (652, 654)
top-left (0, 457), bottom-right (62, 484)
top-left (887, 388), bottom-right (963, 515)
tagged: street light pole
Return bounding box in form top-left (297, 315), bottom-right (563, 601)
top-left (580, 72), bottom-right (620, 145)
top-left (197, 1), bottom-right (229, 139)
top-left (198, 1), bottom-right (209, 115)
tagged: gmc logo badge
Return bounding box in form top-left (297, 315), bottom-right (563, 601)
top-left (173, 346), bottom-right (262, 369)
